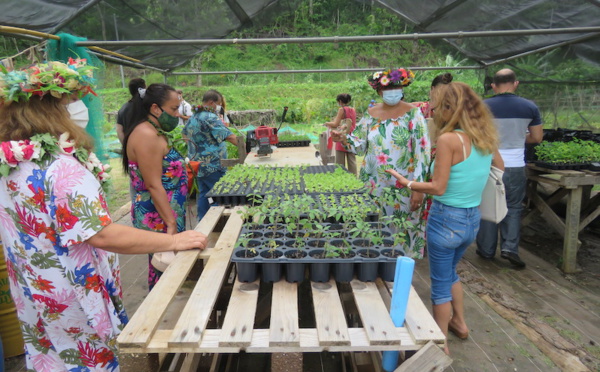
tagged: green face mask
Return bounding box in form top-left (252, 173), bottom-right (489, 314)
top-left (156, 107), bottom-right (179, 132)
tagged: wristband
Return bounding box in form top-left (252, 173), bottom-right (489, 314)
top-left (407, 181), bottom-right (414, 190)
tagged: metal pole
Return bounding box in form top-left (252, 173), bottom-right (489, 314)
top-left (114, 14), bottom-right (126, 89)
top-left (170, 65), bottom-right (483, 76)
top-left (75, 27), bottom-right (600, 47)
top-left (484, 32), bottom-right (600, 66)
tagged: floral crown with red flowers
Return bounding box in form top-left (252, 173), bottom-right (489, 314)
top-left (0, 58), bottom-right (96, 104)
top-left (367, 68), bottom-right (415, 91)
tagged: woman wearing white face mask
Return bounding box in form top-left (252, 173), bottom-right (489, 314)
top-left (332, 68), bottom-right (431, 258)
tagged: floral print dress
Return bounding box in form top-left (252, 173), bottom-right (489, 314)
top-left (128, 148), bottom-right (187, 289)
top-left (346, 107), bottom-right (431, 258)
top-left (0, 154), bottom-right (126, 372)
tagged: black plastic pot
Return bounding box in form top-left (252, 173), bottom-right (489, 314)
top-left (234, 250), bottom-right (259, 282)
top-left (245, 231), bottom-right (264, 239)
top-left (356, 249), bottom-right (380, 282)
top-left (309, 250), bottom-right (330, 282)
top-left (379, 249), bottom-right (405, 282)
top-left (332, 248), bottom-right (356, 282)
top-left (260, 250), bottom-right (283, 283)
top-left (285, 250), bottom-right (307, 283)
top-left (333, 261), bottom-right (354, 282)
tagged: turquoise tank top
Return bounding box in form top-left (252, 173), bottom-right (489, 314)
top-left (434, 133), bottom-right (492, 208)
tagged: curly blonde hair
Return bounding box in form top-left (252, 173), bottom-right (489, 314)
top-left (432, 82), bottom-right (498, 154)
top-left (0, 94), bottom-right (93, 152)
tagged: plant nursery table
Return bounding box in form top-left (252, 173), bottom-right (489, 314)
top-left (117, 206), bottom-right (447, 372)
top-left (524, 164), bottom-right (600, 273)
top-left (244, 144), bottom-right (321, 166)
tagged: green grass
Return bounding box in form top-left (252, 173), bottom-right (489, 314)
top-left (106, 158), bottom-right (131, 216)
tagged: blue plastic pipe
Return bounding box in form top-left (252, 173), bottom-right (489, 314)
top-left (382, 256), bottom-right (415, 371)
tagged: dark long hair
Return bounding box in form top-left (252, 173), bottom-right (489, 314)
top-left (122, 83), bottom-right (176, 172)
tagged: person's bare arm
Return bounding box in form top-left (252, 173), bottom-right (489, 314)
top-left (492, 149), bottom-right (504, 170)
top-left (526, 124), bottom-right (543, 144)
top-left (325, 107), bottom-right (345, 128)
top-left (87, 223), bottom-right (207, 254)
top-left (226, 134), bottom-right (238, 145)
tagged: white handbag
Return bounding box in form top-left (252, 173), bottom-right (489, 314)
top-left (480, 166), bottom-right (508, 223)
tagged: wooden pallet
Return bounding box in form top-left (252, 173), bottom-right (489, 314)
top-left (117, 207), bottom-right (445, 368)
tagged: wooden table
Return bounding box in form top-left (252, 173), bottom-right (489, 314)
top-left (244, 144), bottom-right (320, 166)
top-left (524, 164), bottom-right (600, 273)
top-left (117, 207), bottom-right (447, 372)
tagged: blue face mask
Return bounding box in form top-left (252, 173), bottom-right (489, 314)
top-left (382, 89), bottom-right (404, 106)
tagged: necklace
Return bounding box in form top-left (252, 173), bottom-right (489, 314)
top-left (0, 133), bottom-right (111, 192)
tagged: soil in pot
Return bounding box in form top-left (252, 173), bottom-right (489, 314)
top-left (307, 239), bottom-right (326, 248)
top-left (244, 231), bottom-right (264, 239)
top-left (264, 231), bottom-right (285, 239)
top-left (353, 238), bottom-right (374, 249)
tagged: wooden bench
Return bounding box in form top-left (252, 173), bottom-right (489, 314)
top-left (117, 206), bottom-right (446, 371)
top-left (524, 164), bottom-right (600, 273)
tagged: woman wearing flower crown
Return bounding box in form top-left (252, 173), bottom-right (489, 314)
top-left (0, 61), bottom-right (207, 371)
top-left (122, 83), bottom-right (189, 290)
top-left (332, 68), bottom-right (431, 258)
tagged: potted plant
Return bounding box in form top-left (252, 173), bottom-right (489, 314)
top-left (234, 233), bottom-right (260, 282)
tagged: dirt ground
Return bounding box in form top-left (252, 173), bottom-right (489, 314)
top-left (521, 214), bottom-right (600, 295)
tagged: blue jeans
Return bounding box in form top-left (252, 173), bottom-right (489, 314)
top-left (427, 201), bottom-right (480, 305)
top-left (197, 170), bottom-right (225, 222)
top-left (476, 167), bottom-right (526, 257)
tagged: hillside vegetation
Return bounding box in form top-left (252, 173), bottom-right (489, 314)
top-left (2, 0), bottom-right (598, 129)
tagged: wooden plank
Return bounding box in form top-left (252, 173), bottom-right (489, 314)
top-left (527, 164), bottom-right (586, 178)
top-left (529, 189), bottom-right (567, 237)
top-left (194, 206), bottom-right (226, 234)
top-left (579, 205), bottom-right (600, 232)
top-left (384, 281), bottom-right (445, 344)
top-left (116, 252), bottom-right (200, 348)
top-left (563, 187), bottom-right (582, 273)
top-left (123, 328), bottom-right (417, 354)
top-left (270, 281), bottom-right (300, 347)
top-left (350, 280), bottom-right (401, 345)
top-left (527, 174), bottom-right (562, 188)
top-left (219, 280), bottom-right (260, 347)
top-left (311, 280), bottom-right (351, 346)
top-left (168, 206), bottom-right (244, 347)
top-left (403, 286), bottom-right (446, 344)
top-left (393, 341), bottom-right (452, 372)
top-left (579, 193), bottom-right (600, 231)
top-left (179, 353), bottom-right (202, 372)
top-left (118, 207), bottom-right (226, 348)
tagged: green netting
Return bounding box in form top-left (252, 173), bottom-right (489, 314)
top-left (48, 33), bottom-right (109, 162)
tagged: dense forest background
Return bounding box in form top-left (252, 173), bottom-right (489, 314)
top-left (1, 0), bottom-right (599, 129)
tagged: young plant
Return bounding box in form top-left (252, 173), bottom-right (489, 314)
top-left (237, 233), bottom-right (256, 258)
top-left (266, 239), bottom-right (278, 258)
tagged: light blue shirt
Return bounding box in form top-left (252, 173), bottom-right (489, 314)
top-left (434, 146), bottom-right (492, 208)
